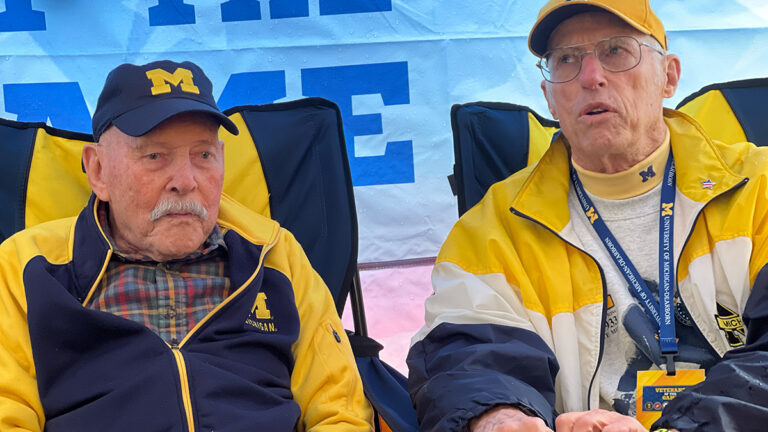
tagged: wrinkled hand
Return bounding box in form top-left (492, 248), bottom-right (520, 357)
top-left (555, 409), bottom-right (646, 432)
top-left (470, 406), bottom-right (553, 432)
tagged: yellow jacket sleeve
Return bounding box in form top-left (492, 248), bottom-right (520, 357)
top-left (0, 240), bottom-right (45, 431)
top-left (267, 228), bottom-right (373, 431)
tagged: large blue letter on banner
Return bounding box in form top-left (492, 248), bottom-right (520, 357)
top-left (149, 0), bottom-right (196, 26)
top-left (4, 83), bottom-right (91, 133)
top-left (302, 62), bottom-right (414, 186)
top-left (217, 71), bottom-right (287, 109)
top-left (320, 0), bottom-right (391, 15)
top-left (0, 0), bottom-right (46, 32)
top-left (220, 0), bottom-right (261, 22)
top-left (270, 0), bottom-right (309, 19)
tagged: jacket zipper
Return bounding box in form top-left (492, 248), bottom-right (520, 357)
top-left (164, 232), bottom-right (280, 431)
top-left (170, 343), bottom-right (195, 432)
top-left (509, 206), bottom-right (608, 410)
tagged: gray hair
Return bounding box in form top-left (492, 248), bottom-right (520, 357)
top-left (150, 199), bottom-right (208, 221)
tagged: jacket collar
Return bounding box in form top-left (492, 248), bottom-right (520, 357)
top-left (71, 194), bottom-right (113, 302)
top-left (510, 108), bottom-right (747, 234)
top-left (71, 192), bottom-right (281, 304)
top-left (663, 109), bottom-right (745, 202)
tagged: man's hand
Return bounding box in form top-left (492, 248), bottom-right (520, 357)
top-left (469, 406), bottom-right (553, 432)
top-left (555, 409), bottom-right (645, 432)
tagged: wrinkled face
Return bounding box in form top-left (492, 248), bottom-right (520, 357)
top-left (85, 112), bottom-right (224, 261)
top-left (541, 12), bottom-right (679, 170)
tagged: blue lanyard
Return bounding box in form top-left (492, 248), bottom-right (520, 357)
top-left (571, 153), bottom-right (678, 371)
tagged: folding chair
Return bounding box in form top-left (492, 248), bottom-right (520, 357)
top-left (0, 97), bottom-right (416, 432)
top-left (676, 78), bottom-right (768, 147)
top-left (449, 102), bottom-right (558, 216)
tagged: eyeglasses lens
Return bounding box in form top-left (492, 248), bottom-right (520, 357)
top-left (542, 36), bottom-right (643, 83)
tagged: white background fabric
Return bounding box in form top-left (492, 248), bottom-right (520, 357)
top-left (1, 1), bottom-right (766, 264)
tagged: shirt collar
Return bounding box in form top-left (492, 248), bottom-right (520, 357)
top-left (572, 128), bottom-right (671, 200)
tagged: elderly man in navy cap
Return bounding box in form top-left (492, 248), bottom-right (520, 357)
top-left (0, 60), bottom-right (372, 431)
top-left (408, 1), bottom-right (768, 431)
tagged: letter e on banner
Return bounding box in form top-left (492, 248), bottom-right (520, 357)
top-left (301, 61), bottom-right (414, 186)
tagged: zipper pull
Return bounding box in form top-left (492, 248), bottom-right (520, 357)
top-left (328, 324), bottom-right (341, 343)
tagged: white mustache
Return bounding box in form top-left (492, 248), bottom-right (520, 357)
top-left (150, 199), bottom-right (208, 221)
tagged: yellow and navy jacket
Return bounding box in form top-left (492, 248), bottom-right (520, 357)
top-left (0, 193), bottom-right (372, 431)
top-left (407, 109), bottom-right (768, 432)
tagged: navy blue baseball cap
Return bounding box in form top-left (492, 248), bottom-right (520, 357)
top-left (91, 60), bottom-right (238, 142)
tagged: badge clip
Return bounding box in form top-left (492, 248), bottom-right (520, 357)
top-left (664, 353), bottom-right (676, 376)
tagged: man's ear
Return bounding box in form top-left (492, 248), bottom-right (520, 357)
top-left (662, 54), bottom-right (681, 99)
top-left (82, 144), bottom-right (110, 202)
top-left (541, 80), bottom-right (559, 120)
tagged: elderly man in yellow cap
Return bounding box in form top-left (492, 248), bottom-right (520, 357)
top-left (407, 1), bottom-right (768, 431)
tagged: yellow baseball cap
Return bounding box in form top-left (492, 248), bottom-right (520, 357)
top-left (528, 0), bottom-right (666, 57)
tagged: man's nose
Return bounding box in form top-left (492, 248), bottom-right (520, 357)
top-left (578, 53), bottom-right (607, 89)
top-left (169, 157), bottom-right (198, 194)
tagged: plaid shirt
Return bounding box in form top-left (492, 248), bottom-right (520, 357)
top-left (86, 202), bottom-right (230, 345)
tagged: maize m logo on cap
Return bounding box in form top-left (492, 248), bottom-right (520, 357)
top-left (145, 67), bottom-right (200, 96)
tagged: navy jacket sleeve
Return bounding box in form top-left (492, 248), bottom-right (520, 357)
top-left (406, 322), bottom-right (559, 431)
top-left (652, 265), bottom-right (768, 432)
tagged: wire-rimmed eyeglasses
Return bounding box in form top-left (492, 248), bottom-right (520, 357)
top-left (537, 35), bottom-right (666, 84)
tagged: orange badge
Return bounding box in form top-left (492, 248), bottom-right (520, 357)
top-left (636, 369), bottom-right (705, 428)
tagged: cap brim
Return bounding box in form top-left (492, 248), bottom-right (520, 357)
top-left (112, 97), bottom-right (239, 137)
top-left (529, 4), bottom-right (652, 57)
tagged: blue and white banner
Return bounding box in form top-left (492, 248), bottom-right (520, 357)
top-left (1, 0), bottom-right (767, 263)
